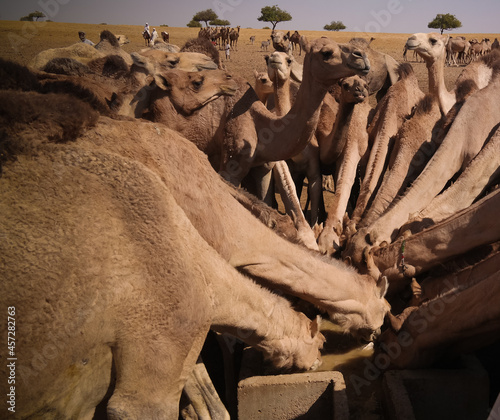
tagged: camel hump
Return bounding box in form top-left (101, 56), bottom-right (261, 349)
top-left (98, 30), bottom-right (120, 47)
top-left (396, 62), bottom-right (414, 80)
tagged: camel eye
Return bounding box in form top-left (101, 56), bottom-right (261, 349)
top-left (430, 38), bottom-right (438, 45)
top-left (322, 50), bottom-right (333, 60)
top-left (342, 83), bottom-right (349, 90)
top-left (287, 58), bottom-right (292, 64)
top-left (192, 78), bottom-right (203, 90)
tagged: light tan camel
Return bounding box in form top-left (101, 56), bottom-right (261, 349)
top-left (252, 69), bottom-right (274, 107)
top-left (147, 37), bottom-right (370, 188)
top-left (348, 37), bottom-right (399, 100)
top-left (355, 95), bottom-right (443, 231)
top-left (402, 125), bottom-right (500, 231)
top-left (364, 189), bottom-right (500, 292)
top-left (406, 33), bottom-right (456, 115)
top-left (1, 84), bottom-right (390, 418)
top-left (317, 76), bottom-right (373, 255)
top-left (345, 58), bottom-right (500, 258)
top-left (137, 49), bottom-right (218, 71)
top-left (344, 63), bottom-right (424, 241)
top-left (0, 95), bottom-right (325, 419)
top-left (29, 42), bottom-right (104, 69)
top-left (264, 51), bottom-right (319, 248)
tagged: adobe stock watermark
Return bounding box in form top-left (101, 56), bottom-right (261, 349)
top-left (212, 0), bottom-right (244, 20)
top-left (352, 0), bottom-right (413, 36)
top-left (348, 277), bottom-right (460, 395)
top-left (8, 0), bottom-right (71, 53)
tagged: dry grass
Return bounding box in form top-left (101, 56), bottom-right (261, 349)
top-left (1, 20), bottom-right (498, 93)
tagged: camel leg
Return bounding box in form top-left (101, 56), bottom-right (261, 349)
top-left (273, 160), bottom-right (319, 250)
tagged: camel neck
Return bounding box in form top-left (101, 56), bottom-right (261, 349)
top-left (253, 73), bottom-right (327, 162)
top-left (272, 76), bottom-right (292, 116)
top-left (426, 56), bottom-right (455, 115)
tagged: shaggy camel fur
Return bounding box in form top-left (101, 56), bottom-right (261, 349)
top-left (405, 33), bottom-right (456, 115)
top-left (363, 189), bottom-right (500, 292)
top-left (346, 57), bottom-right (500, 256)
top-left (317, 76), bottom-right (373, 255)
top-left (403, 126), bottom-right (500, 231)
top-left (0, 88), bottom-right (391, 418)
top-left (345, 63), bottom-right (424, 239)
top-left (29, 42), bottom-right (104, 69)
top-left (356, 95), bottom-right (443, 231)
top-left (378, 261), bottom-right (500, 368)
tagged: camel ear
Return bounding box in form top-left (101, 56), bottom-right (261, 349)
top-left (300, 36), bottom-right (310, 54)
top-left (310, 315), bottom-right (322, 338)
top-left (153, 74), bottom-right (171, 91)
top-left (377, 276), bottom-right (389, 298)
top-left (253, 69), bottom-right (259, 78)
top-left (290, 60), bottom-right (303, 83)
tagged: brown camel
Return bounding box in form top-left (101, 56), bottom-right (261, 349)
top-left (289, 30), bottom-right (302, 55)
top-left (346, 56), bottom-right (500, 257)
top-left (317, 76), bottom-right (373, 255)
top-left (0, 91), bottom-right (327, 419)
top-left (406, 33), bottom-right (456, 115)
top-left (348, 37), bottom-right (399, 101)
top-left (29, 42), bottom-right (104, 69)
top-left (252, 69), bottom-right (274, 107)
top-left (270, 30), bottom-right (291, 52)
top-left (344, 63), bottom-right (424, 242)
top-left (363, 188), bottom-right (500, 292)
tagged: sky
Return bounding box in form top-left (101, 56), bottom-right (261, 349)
top-left (1, 0), bottom-right (499, 34)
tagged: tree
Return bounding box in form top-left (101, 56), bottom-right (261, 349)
top-left (428, 13), bottom-right (462, 34)
top-left (20, 10), bottom-right (46, 21)
top-left (257, 5), bottom-right (292, 31)
top-left (210, 19), bottom-right (230, 27)
top-left (324, 21), bottom-right (346, 31)
top-left (187, 20), bottom-right (202, 28)
top-left (192, 9), bottom-right (218, 27)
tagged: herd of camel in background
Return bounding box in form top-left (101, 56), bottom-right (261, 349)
top-left (1, 24), bottom-right (500, 418)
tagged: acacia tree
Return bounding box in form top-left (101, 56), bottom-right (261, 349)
top-left (324, 21), bottom-right (346, 31)
top-left (187, 20), bottom-right (202, 28)
top-left (257, 5), bottom-right (292, 31)
top-left (210, 19), bottom-right (231, 27)
top-left (428, 13), bottom-right (462, 34)
top-left (192, 9), bottom-right (218, 27)
top-left (20, 11), bottom-right (46, 21)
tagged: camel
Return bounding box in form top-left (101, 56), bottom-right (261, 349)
top-left (161, 30), bottom-right (169, 43)
top-left (402, 125), bottom-right (500, 231)
top-left (289, 30), bottom-right (302, 55)
top-left (317, 76), bottom-right (373, 255)
top-left (270, 30), bottom-right (291, 52)
top-left (0, 92), bottom-right (327, 419)
top-left (93, 30), bottom-right (133, 65)
top-left (347, 37), bottom-right (399, 100)
top-left (137, 48), bottom-right (218, 72)
top-left (229, 27), bottom-right (240, 51)
top-left (147, 37), bottom-right (370, 189)
top-left (29, 42), bottom-right (104, 70)
top-left (492, 38), bottom-right (500, 50)
top-left (344, 63), bottom-right (424, 241)
top-left (180, 37), bottom-right (223, 69)
top-left (261, 39), bottom-right (271, 51)
top-left (345, 56), bottom-right (500, 257)
top-left (355, 94), bottom-right (443, 232)
top-left (250, 35), bottom-right (256, 45)
top-left (377, 262), bottom-right (500, 369)
top-left (219, 37), bottom-right (370, 186)
top-left (252, 69), bottom-right (274, 107)
top-left (406, 32), bottom-right (456, 115)
top-left (445, 36), bottom-right (467, 66)
top-left (363, 189), bottom-right (500, 292)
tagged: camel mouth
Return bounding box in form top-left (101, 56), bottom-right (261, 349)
top-left (406, 41), bottom-right (419, 50)
top-left (354, 93), bottom-right (366, 102)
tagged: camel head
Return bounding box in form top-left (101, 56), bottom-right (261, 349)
top-left (265, 51), bottom-right (303, 83)
top-left (270, 30), bottom-right (291, 52)
top-left (339, 75), bottom-right (369, 103)
top-left (153, 69), bottom-right (238, 115)
top-left (406, 33), bottom-right (447, 63)
top-left (253, 70), bottom-right (274, 96)
top-left (327, 275), bottom-right (390, 343)
top-left (300, 37), bottom-right (371, 87)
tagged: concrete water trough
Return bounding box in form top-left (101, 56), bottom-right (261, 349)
top-left (238, 370), bottom-right (349, 420)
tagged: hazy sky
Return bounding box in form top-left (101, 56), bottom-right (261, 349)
top-left (1, 0), bottom-right (499, 33)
